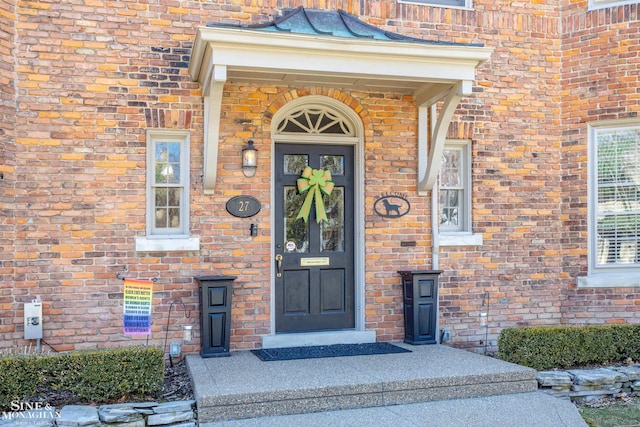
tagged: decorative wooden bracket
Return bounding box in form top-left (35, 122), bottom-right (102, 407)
top-left (203, 65), bottom-right (227, 194)
top-left (417, 81), bottom-right (472, 195)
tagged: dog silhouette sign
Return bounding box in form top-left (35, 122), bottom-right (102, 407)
top-left (373, 194), bottom-right (410, 218)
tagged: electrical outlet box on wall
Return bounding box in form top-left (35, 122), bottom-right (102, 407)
top-left (24, 300), bottom-right (43, 340)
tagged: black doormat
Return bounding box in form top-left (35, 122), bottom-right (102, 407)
top-left (251, 342), bottom-right (411, 362)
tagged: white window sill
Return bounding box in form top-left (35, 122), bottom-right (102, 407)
top-left (439, 233), bottom-right (483, 247)
top-left (578, 272), bottom-right (640, 288)
top-left (588, 0), bottom-right (637, 10)
top-left (135, 236), bottom-right (200, 252)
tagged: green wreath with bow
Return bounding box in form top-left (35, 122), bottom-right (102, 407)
top-left (296, 166), bottom-right (334, 223)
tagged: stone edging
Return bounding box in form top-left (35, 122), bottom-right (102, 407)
top-left (537, 365), bottom-right (640, 402)
top-left (0, 400), bottom-right (196, 427)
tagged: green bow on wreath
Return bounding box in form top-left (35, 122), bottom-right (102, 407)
top-left (296, 166), bottom-right (334, 223)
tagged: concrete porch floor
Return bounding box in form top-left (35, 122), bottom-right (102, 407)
top-left (186, 343), bottom-right (587, 426)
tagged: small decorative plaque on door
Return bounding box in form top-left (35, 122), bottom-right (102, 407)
top-left (226, 196), bottom-right (261, 218)
top-left (300, 257), bottom-right (330, 267)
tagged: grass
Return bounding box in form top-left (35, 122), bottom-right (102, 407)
top-left (578, 396), bottom-right (640, 427)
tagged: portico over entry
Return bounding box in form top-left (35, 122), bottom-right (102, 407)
top-left (188, 7), bottom-right (493, 194)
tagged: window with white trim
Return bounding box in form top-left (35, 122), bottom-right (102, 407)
top-left (438, 140), bottom-right (482, 247)
top-left (589, 0), bottom-right (639, 10)
top-left (136, 130), bottom-right (198, 252)
top-left (590, 124), bottom-right (640, 271)
top-left (440, 141), bottom-right (470, 233)
top-left (398, 0), bottom-right (471, 9)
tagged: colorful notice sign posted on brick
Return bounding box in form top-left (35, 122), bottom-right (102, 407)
top-left (123, 279), bottom-right (153, 335)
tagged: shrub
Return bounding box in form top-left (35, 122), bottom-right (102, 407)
top-left (0, 346), bottom-right (164, 411)
top-left (0, 356), bottom-right (44, 408)
top-left (498, 324), bottom-right (640, 370)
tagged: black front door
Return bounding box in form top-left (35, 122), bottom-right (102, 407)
top-left (274, 144), bottom-right (355, 333)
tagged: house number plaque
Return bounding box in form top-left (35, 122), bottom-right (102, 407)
top-left (226, 196), bottom-right (261, 218)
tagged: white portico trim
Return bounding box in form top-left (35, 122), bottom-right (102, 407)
top-left (188, 25), bottom-right (493, 194)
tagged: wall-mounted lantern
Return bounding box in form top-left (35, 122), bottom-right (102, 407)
top-left (242, 140), bottom-right (258, 177)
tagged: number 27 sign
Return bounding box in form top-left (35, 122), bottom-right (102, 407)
top-left (226, 195), bottom-right (261, 218)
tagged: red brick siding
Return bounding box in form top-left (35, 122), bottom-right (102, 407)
top-left (560, 1), bottom-right (640, 325)
top-left (0, 0), bottom-right (16, 339)
top-left (1, 0), bottom-right (638, 352)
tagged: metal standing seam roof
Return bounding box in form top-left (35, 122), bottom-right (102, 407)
top-left (206, 6), bottom-right (482, 47)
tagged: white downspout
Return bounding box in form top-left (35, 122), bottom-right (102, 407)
top-left (432, 181), bottom-right (439, 270)
top-left (429, 104), bottom-right (442, 343)
top-left (430, 104), bottom-right (439, 270)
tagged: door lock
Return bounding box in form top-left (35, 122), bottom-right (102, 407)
top-left (275, 254), bottom-right (283, 277)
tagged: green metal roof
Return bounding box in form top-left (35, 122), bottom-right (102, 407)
top-left (207, 7), bottom-right (482, 47)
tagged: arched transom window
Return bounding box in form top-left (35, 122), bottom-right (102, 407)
top-left (276, 106), bottom-right (354, 136)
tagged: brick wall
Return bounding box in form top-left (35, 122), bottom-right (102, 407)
top-left (361, 0), bottom-right (565, 348)
top-left (9, 0), bottom-right (207, 351)
top-left (2, 0), bottom-right (638, 352)
top-left (560, 1), bottom-right (640, 324)
top-left (435, 0), bottom-right (565, 349)
top-left (0, 0), bottom-right (16, 340)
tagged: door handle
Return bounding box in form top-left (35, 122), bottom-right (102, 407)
top-left (275, 254), bottom-right (283, 277)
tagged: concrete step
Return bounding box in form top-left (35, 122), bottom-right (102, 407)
top-left (186, 344), bottom-right (539, 423)
top-left (198, 392), bottom-right (588, 427)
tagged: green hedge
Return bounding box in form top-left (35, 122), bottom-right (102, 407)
top-left (498, 324), bottom-right (640, 371)
top-left (0, 346), bottom-right (164, 411)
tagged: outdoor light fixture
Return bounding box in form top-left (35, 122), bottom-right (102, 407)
top-left (164, 299), bottom-right (192, 367)
top-left (242, 140), bottom-right (257, 177)
top-left (169, 326), bottom-right (192, 359)
top-left (479, 312), bottom-right (487, 327)
top-left (480, 291), bottom-right (490, 355)
top-left (182, 325), bottom-right (192, 342)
